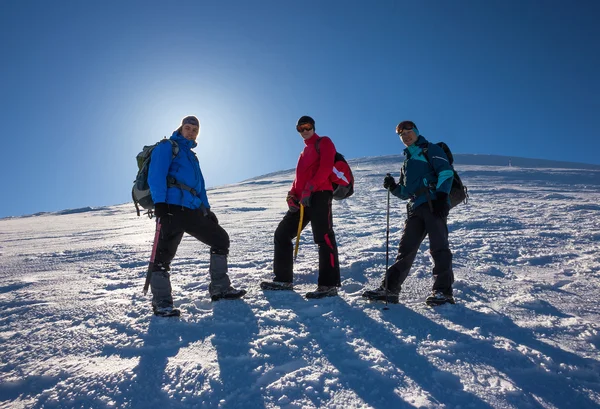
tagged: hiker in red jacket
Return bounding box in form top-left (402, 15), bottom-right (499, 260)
top-left (261, 116), bottom-right (341, 298)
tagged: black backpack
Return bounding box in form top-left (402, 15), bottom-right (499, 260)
top-left (421, 142), bottom-right (468, 208)
top-left (315, 137), bottom-right (354, 200)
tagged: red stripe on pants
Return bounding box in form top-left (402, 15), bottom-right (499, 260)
top-left (324, 233), bottom-right (335, 267)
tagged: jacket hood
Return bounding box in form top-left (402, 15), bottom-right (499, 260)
top-left (170, 131), bottom-right (197, 149)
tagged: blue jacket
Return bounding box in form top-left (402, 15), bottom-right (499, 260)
top-left (391, 135), bottom-right (454, 212)
top-left (148, 131), bottom-right (210, 209)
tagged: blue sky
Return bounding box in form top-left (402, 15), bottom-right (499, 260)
top-left (1, 0), bottom-right (598, 218)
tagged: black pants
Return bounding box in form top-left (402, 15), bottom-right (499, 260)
top-left (153, 205), bottom-right (230, 271)
top-left (273, 191), bottom-right (341, 287)
top-left (384, 204), bottom-right (454, 294)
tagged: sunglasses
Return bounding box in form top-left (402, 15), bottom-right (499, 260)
top-left (296, 124), bottom-right (314, 132)
top-left (396, 121), bottom-right (416, 134)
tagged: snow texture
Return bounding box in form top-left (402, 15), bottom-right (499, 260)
top-left (1, 154), bottom-right (600, 409)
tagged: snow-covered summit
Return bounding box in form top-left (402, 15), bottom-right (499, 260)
top-left (1, 155), bottom-right (599, 408)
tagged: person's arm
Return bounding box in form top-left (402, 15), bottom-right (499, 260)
top-left (198, 170), bottom-right (210, 209)
top-left (148, 141), bottom-right (173, 204)
top-left (429, 144), bottom-right (454, 195)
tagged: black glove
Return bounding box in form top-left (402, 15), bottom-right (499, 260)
top-left (207, 210), bottom-right (219, 224)
top-left (432, 192), bottom-right (450, 218)
top-left (383, 174), bottom-right (397, 191)
top-left (300, 182), bottom-right (316, 207)
top-left (154, 203), bottom-right (170, 218)
top-left (299, 190), bottom-right (311, 207)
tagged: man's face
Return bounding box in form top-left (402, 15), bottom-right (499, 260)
top-left (296, 123), bottom-right (315, 140)
top-left (181, 123), bottom-right (200, 141)
top-left (399, 129), bottom-right (417, 146)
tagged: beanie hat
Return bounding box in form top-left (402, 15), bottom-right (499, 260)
top-left (297, 115), bottom-right (315, 130)
top-left (396, 120), bottom-right (418, 136)
top-left (181, 115), bottom-right (200, 127)
top-left (176, 115), bottom-right (200, 134)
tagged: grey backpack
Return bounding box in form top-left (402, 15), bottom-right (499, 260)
top-left (132, 139), bottom-right (179, 217)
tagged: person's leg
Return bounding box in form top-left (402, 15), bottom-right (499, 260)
top-left (182, 208), bottom-right (233, 296)
top-left (151, 211), bottom-right (185, 310)
top-left (308, 191), bottom-right (340, 287)
top-left (383, 207), bottom-right (427, 293)
top-left (423, 211), bottom-right (454, 295)
top-left (272, 209), bottom-right (309, 283)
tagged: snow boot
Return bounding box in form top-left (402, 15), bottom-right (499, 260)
top-left (260, 281), bottom-right (294, 291)
top-left (153, 305), bottom-right (181, 317)
top-left (208, 252), bottom-right (232, 295)
top-left (362, 286), bottom-right (399, 304)
top-left (425, 291), bottom-right (456, 306)
top-left (151, 270), bottom-right (178, 316)
top-left (305, 286), bottom-right (338, 299)
top-left (211, 287), bottom-right (247, 301)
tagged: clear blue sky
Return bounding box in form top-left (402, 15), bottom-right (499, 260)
top-left (1, 0), bottom-right (598, 218)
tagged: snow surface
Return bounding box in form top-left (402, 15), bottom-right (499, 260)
top-left (1, 155), bottom-right (600, 409)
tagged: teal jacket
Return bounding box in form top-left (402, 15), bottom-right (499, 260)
top-left (148, 131), bottom-right (210, 209)
top-left (391, 136), bottom-right (454, 212)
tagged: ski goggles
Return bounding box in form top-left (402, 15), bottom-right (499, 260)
top-left (296, 123), bottom-right (314, 132)
top-left (396, 121), bottom-right (417, 134)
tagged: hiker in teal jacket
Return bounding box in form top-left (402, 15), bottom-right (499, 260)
top-left (363, 120), bottom-right (456, 306)
top-left (388, 135), bottom-right (454, 213)
top-left (146, 115), bottom-right (245, 317)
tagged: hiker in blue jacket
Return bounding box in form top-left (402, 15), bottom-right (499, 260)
top-left (363, 120), bottom-right (456, 306)
top-left (147, 115), bottom-right (245, 316)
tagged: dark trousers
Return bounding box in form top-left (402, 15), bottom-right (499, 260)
top-left (384, 204), bottom-right (454, 294)
top-left (273, 191), bottom-right (341, 287)
top-left (153, 205), bottom-right (230, 271)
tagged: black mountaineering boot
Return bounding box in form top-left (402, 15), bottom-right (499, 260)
top-left (362, 286), bottom-right (400, 304)
top-left (425, 291), bottom-right (455, 306)
top-left (211, 287), bottom-right (247, 301)
top-left (260, 281), bottom-right (294, 291)
top-left (305, 286), bottom-right (338, 299)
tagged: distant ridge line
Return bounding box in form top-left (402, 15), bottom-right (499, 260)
top-left (351, 154), bottom-right (600, 170)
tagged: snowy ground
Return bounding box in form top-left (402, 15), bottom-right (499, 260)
top-left (1, 155), bottom-right (600, 409)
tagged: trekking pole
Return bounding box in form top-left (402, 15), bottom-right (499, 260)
top-left (143, 217), bottom-right (162, 295)
top-left (294, 204), bottom-right (305, 262)
top-left (383, 174), bottom-right (392, 310)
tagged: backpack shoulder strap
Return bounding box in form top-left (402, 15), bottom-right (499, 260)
top-left (314, 137), bottom-right (321, 154)
top-left (420, 143), bottom-right (431, 164)
top-left (161, 139), bottom-right (195, 195)
top-left (166, 139), bottom-right (179, 157)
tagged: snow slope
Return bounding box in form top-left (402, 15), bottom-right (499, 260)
top-left (1, 155), bottom-right (600, 409)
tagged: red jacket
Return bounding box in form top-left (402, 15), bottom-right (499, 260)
top-left (289, 133), bottom-right (336, 198)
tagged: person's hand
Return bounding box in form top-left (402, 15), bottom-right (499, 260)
top-left (383, 174), bottom-right (397, 191)
top-left (432, 192), bottom-right (450, 218)
top-left (300, 182), bottom-right (316, 207)
top-left (154, 203), bottom-right (170, 218)
top-left (207, 210), bottom-right (219, 224)
top-left (300, 190), bottom-right (311, 207)
top-left (286, 192), bottom-right (300, 212)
